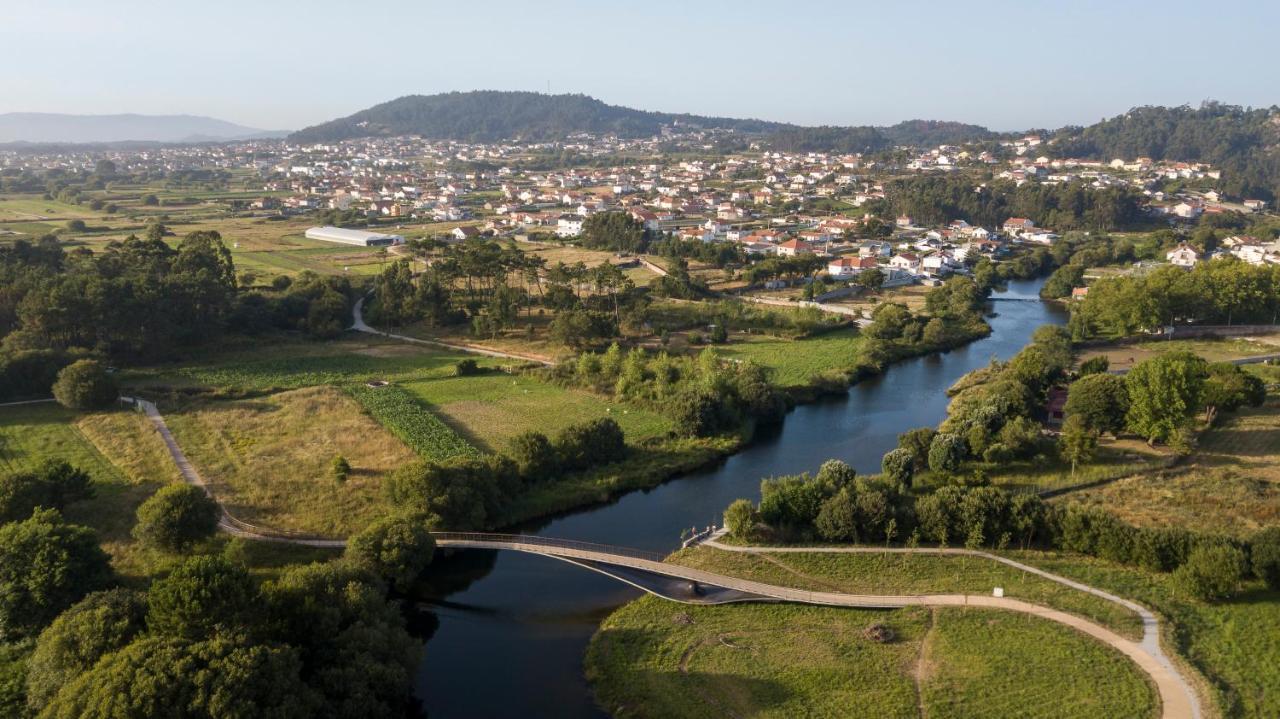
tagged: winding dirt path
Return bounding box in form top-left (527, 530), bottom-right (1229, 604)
top-left (349, 297), bottom-right (554, 365)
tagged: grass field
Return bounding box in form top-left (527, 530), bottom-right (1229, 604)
top-left (125, 338), bottom-right (502, 392)
top-left (669, 547), bottom-right (1143, 639)
top-left (717, 328), bottom-right (864, 387)
top-left (1060, 393), bottom-right (1280, 537)
top-left (921, 606), bottom-right (1155, 718)
top-left (587, 597), bottom-right (1155, 719)
top-left (0, 402), bottom-right (124, 480)
top-left (1016, 551), bottom-right (1280, 719)
top-left (0, 403), bottom-right (184, 579)
top-left (1077, 335), bottom-right (1280, 373)
top-left (161, 386), bottom-right (418, 536)
top-left (401, 372), bottom-right (673, 453)
top-left (931, 437), bottom-right (1170, 494)
top-left (0, 194), bottom-right (101, 222)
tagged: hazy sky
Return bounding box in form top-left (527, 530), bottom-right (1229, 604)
top-left (4, 0), bottom-right (1278, 132)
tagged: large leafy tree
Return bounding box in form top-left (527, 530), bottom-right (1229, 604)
top-left (132, 484), bottom-right (220, 552)
top-left (146, 556), bottom-right (260, 641)
top-left (51, 360), bottom-right (117, 410)
top-left (1064, 373), bottom-right (1130, 435)
top-left (38, 636), bottom-right (318, 719)
top-left (0, 509), bottom-right (114, 640)
top-left (580, 212), bottom-right (647, 253)
top-left (343, 512), bottom-right (436, 592)
top-left (25, 589), bottom-right (147, 711)
top-left (263, 562), bottom-right (421, 718)
top-left (1124, 352), bottom-right (1208, 443)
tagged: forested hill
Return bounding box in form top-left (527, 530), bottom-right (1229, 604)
top-left (288, 92), bottom-right (789, 143)
top-left (288, 91), bottom-right (996, 148)
top-left (1049, 102), bottom-right (1280, 200)
top-left (768, 120), bottom-right (995, 154)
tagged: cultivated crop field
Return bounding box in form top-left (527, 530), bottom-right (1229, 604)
top-left (586, 597), bottom-right (1155, 719)
top-left (401, 372), bottom-right (673, 453)
top-left (348, 384), bottom-right (479, 461)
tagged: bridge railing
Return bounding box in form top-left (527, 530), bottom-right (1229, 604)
top-left (430, 532), bottom-right (667, 563)
top-left (220, 510), bottom-right (340, 543)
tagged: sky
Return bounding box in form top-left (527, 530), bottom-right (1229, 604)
top-left (3, 0), bottom-right (1278, 132)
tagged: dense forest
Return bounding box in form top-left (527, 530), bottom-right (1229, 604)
top-left (1050, 102), bottom-right (1280, 201)
top-left (0, 230), bottom-right (353, 401)
top-left (769, 120), bottom-right (994, 154)
top-left (882, 175), bottom-right (1143, 230)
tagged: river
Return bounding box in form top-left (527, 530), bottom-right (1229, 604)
top-left (413, 277), bottom-right (1067, 718)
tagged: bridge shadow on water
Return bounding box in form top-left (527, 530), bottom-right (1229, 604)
top-left (558, 557), bottom-right (772, 605)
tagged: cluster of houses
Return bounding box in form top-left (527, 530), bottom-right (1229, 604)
top-left (1165, 235), bottom-right (1280, 268)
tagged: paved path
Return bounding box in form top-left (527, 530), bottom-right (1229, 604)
top-left (349, 297), bottom-right (554, 366)
top-left (127, 395), bottom-right (1201, 719)
top-left (0, 398), bottom-right (56, 408)
top-left (704, 537), bottom-right (1201, 719)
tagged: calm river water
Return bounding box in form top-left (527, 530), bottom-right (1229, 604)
top-left (413, 277), bottom-right (1067, 718)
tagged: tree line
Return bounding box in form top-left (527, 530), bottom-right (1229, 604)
top-left (1069, 259), bottom-right (1280, 339)
top-left (0, 231), bottom-right (355, 401)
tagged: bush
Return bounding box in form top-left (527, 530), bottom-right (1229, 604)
top-left (508, 431), bottom-right (560, 482)
top-left (554, 418), bottom-right (626, 471)
top-left (881, 448), bottom-right (915, 486)
top-left (1077, 356), bottom-right (1110, 376)
top-left (0, 460), bottom-right (93, 523)
top-left (454, 358), bottom-right (481, 377)
top-left (1251, 527), bottom-right (1280, 589)
top-left (669, 388), bottom-right (726, 438)
top-left (344, 512), bottom-right (436, 592)
top-left (723, 499), bottom-right (760, 541)
top-left (897, 427), bottom-right (936, 471)
top-left (131, 484), bottom-right (220, 552)
top-left (927, 432), bottom-right (967, 474)
top-left (1174, 543), bottom-right (1246, 601)
top-left (331, 455), bottom-right (351, 484)
top-left (51, 360), bottom-right (118, 410)
top-left (384, 455), bottom-right (519, 530)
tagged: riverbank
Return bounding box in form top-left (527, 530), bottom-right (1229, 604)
top-left (413, 278), bottom-right (1071, 719)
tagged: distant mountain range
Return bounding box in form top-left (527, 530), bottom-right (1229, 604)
top-left (287, 91), bottom-right (994, 149)
top-left (0, 113), bottom-right (287, 144)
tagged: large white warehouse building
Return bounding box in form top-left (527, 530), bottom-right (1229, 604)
top-left (304, 226), bottom-right (404, 247)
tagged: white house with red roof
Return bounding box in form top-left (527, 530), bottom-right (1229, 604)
top-left (776, 238), bottom-right (814, 257)
top-left (827, 256), bottom-right (879, 279)
top-left (889, 252), bottom-right (922, 273)
top-left (1002, 217), bottom-right (1035, 235)
top-left (1166, 243), bottom-right (1200, 268)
